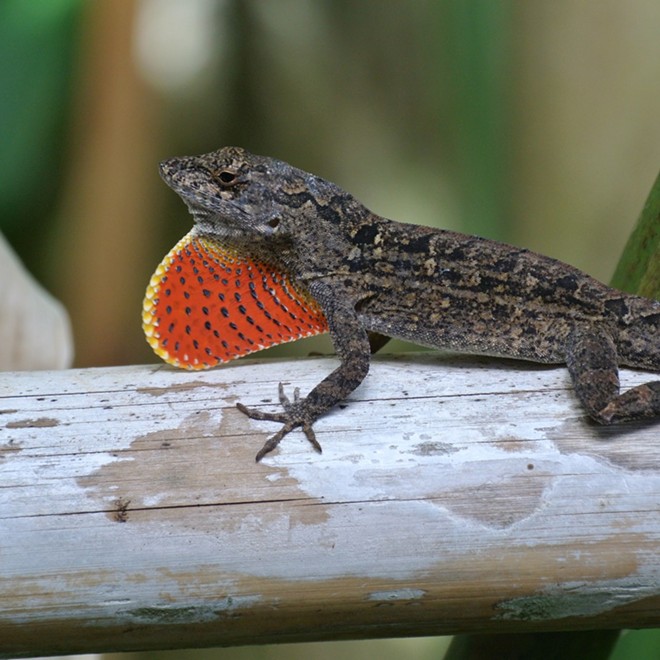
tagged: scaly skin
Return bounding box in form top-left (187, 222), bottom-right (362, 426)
top-left (150, 146), bottom-right (660, 460)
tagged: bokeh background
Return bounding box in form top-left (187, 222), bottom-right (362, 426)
top-left (1, 1), bottom-right (659, 658)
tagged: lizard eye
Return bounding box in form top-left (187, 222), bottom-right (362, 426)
top-left (216, 169), bottom-right (238, 187)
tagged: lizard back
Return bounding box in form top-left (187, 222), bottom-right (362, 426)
top-left (342, 217), bottom-right (659, 366)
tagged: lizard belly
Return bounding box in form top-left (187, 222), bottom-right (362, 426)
top-left (359, 305), bottom-right (570, 364)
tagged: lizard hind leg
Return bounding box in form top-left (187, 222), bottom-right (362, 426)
top-left (566, 325), bottom-right (660, 424)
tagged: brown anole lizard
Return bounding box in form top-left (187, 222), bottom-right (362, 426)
top-left (143, 147), bottom-right (660, 461)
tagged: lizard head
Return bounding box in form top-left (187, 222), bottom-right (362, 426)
top-left (159, 146), bottom-right (333, 247)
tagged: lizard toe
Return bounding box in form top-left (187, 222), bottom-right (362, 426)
top-left (301, 422), bottom-right (322, 453)
top-left (236, 401), bottom-right (287, 423)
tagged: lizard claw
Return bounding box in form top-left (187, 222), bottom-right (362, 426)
top-left (236, 383), bottom-right (323, 461)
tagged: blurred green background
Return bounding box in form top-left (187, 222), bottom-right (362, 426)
top-left (1, 0), bottom-right (659, 658)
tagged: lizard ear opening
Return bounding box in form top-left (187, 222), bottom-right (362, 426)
top-left (142, 232), bottom-right (328, 370)
top-left (267, 217), bottom-right (281, 229)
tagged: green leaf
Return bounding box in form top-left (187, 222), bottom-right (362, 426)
top-left (610, 170), bottom-right (660, 299)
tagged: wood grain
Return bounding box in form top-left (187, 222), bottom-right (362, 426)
top-left (1, 354), bottom-right (659, 657)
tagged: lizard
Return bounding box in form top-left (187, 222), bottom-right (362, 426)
top-left (142, 146), bottom-right (660, 461)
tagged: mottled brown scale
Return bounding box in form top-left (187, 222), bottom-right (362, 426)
top-left (151, 146), bottom-right (660, 461)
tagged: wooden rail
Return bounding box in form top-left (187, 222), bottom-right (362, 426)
top-left (1, 354), bottom-right (659, 657)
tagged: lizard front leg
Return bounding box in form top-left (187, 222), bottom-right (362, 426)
top-left (237, 289), bottom-right (371, 461)
top-left (566, 325), bottom-right (660, 424)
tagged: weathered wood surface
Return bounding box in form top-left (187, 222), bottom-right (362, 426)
top-left (1, 354), bottom-right (659, 658)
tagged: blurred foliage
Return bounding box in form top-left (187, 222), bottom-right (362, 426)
top-left (2, 0), bottom-right (659, 368)
top-left (440, 0), bottom-right (513, 239)
top-left (0, 0), bottom-right (82, 266)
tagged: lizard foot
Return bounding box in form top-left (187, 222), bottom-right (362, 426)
top-left (236, 383), bottom-right (323, 461)
top-left (594, 381), bottom-right (660, 424)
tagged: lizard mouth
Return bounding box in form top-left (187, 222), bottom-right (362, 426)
top-left (159, 157), bottom-right (238, 212)
top-left (159, 157), bottom-right (211, 199)
top-left (160, 155), bottom-right (282, 240)
top-left (159, 158), bottom-right (251, 239)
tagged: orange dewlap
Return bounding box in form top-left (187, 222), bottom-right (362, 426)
top-left (142, 231), bottom-right (329, 370)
